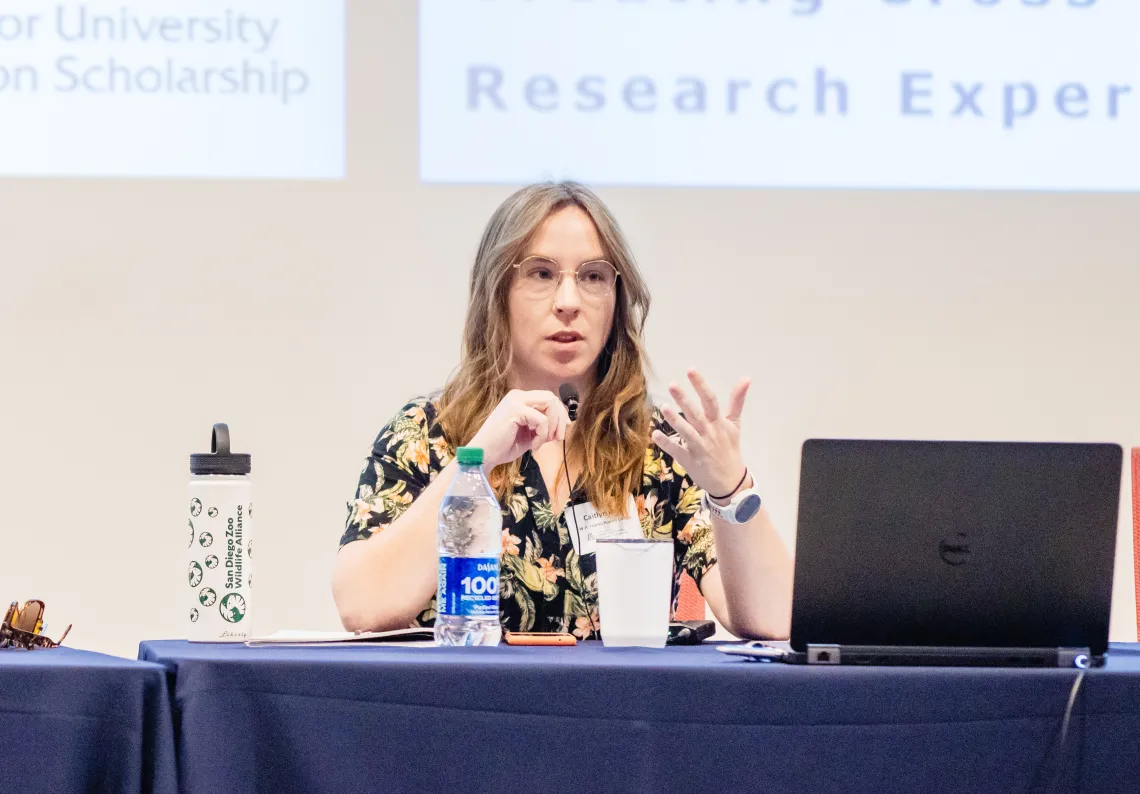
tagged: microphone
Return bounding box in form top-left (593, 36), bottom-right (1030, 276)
top-left (558, 381), bottom-right (595, 637)
top-left (558, 383), bottom-right (579, 422)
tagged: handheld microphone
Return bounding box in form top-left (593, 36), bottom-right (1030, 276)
top-left (558, 383), bottom-right (579, 422)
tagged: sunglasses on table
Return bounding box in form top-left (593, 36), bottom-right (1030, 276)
top-left (0, 600), bottom-right (71, 650)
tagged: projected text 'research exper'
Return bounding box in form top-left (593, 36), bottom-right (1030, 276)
top-left (420, 0), bottom-right (1140, 191)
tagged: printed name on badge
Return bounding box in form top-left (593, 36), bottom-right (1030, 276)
top-left (565, 496), bottom-right (641, 556)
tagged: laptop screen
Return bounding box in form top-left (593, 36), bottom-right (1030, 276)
top-left (790, 440), bottom-right (1122, 655)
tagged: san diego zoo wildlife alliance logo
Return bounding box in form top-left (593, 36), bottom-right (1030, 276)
top-left (189, 499), bottom-right (219, 519)
top-left (188, 567), bottom-right (244, 623)
top-left (219, 593), bottom-right (246, 623)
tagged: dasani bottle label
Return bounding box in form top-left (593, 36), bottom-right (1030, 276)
top-left (438, 557), bottom-right (500, 617)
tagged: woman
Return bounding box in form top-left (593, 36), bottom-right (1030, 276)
top-left (333, 182), bottom-right (792, 639)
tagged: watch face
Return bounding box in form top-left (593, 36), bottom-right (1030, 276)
top-left (737, 493), bottom-right (762, 523)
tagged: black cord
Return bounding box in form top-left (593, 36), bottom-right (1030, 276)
top-left (1059, 669), bottom-right (1085, 748)
top-left (563, 438), bottom-right (599, 640)
top-left (1030, 667), bottom-right (1087, 794)
top-left (1050, 668), bottom-right (1086, 794)
top-left (708, 468), bottom-right (749, 501)
top-left (558, 392), bottom-right (651, 641)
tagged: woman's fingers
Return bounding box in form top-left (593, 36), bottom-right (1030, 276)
top-left (515, 390), bottom-right (569, 441)
top-left (651, 429), bottom-right (688, 465)
top-left (668, 382), bottom-right (707, 435)
top-left (661, 404), bottom-right (705, 452)
top-left (548, 396), bottom-right (569, 442)
top-left (551, 405), bottom-right (567, 442)
top-left (687, 369), bottom-right (720, 423)
top-left (725, 378), bottom-right (751, 425)
top-left (518, 406), bottom-right (551, 447)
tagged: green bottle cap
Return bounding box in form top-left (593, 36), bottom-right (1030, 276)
top-left (456, 447), bottom-right (484, 465)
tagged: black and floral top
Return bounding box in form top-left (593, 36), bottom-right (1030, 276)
top-left (340, 395), bottom-right (718, 638)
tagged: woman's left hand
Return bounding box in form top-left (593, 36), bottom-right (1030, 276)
top-left (651, 369), bottom-right (751, 498)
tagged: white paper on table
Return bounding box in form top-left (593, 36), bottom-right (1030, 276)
top-left (245, 628), bottom-right (436, 647)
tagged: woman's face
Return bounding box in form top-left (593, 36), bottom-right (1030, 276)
top-left (507, 206), bottom-right (618, 394)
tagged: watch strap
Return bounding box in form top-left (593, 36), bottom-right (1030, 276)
top-left (702, 487), bottom-right (762, 524)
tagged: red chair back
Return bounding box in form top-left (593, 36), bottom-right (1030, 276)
top-left (1132, 448), bottom-right (1139, 639)
top-left (674, 570), bottom-right (707, 621)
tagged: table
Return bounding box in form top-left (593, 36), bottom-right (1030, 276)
top-left (0, 646), bottom-right (177, 794)
top-left (138, 640), bottom-right (1140, 794)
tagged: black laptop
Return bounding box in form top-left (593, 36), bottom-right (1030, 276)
top-left (785, 439), bottom-right (1122, 668)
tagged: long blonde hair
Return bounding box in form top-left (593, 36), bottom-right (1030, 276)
top-left (436, 182), bottom-right (652, 517)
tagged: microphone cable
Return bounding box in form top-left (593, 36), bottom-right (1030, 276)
top-left (559, 384), bottom-right (599, 639)
top-left (1028, 667), bottom-right (1088, 793)
top-left (562, 438), bottom-right (600, 640)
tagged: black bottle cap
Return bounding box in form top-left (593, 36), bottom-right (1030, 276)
top-left (190, 423), bottom-right (251, 476)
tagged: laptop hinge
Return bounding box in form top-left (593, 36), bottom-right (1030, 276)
top-left (807, 644), bottom-right (840, 664)
top-left (805, 644), bottom-right (1098, 668)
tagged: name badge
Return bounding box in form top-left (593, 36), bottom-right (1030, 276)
top-left (564, 495), bottom-right (641, 557)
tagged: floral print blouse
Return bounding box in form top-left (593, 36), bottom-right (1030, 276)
top-left (340, 395), bottom-right (718, 638)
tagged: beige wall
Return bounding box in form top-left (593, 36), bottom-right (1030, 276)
top-left (1, 1), bottom-right (1135, 658)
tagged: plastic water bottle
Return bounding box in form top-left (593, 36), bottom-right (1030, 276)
top-left (435, 446), bottom-right (502, 646)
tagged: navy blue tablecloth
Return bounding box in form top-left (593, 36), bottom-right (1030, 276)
top-left (0, 646), bottom-right (178, 794)
top-left (138, 640), bottom-right (1140, 794)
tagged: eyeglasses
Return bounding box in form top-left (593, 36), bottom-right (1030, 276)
top-left (511, 256), bottom-right (619, 301)
top-left (0, 600), bottom-right (71, 650)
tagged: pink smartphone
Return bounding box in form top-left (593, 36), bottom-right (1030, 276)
top-left (504, 632), bottom-right (578, 646)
